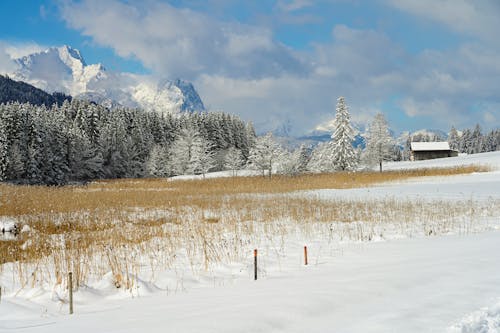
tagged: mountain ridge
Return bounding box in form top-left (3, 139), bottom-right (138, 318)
top-left (10, 45), bottom-right (204, 114)
top-left (0, 74), bottom-right (71, 107)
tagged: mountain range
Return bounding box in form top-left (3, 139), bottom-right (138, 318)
top-left (10, 45), bottom-right (204, 113)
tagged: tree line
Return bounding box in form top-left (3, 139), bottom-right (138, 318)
top-left (1, 97), bottom-right (498, 185)
top-left (448, 125), bottom-right (499, 155)
top-left (0, 100), bottom-right (255, 184)
top-left (401, 125), bottom-right (499, 160)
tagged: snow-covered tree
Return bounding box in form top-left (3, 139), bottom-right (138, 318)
top-left (459, 129), bottom-right (472, 154)
top-left (294, 144), bottom-right (311, 174)
top-left (279, 145), bottom-right (310, 175)
top-left (364, 113), bottom-right (393, 172)
top-left (307, 142), bottom-right (333, 172)
top-left (68, 125), bottom-right (103, 181)
top-left (146, 144), bottom-right (171, 177)
top-left (169, 126), bottom-right (215, 176)
top-left (0, 101), bottom-right (252, 184)
top-left (0, 116), bottom-right (8, 181)
top-left (331, 97), bottom-right (357, 171)
top-left (223, 147), bottom-right (244, 176)
top-left (193, 136), bottom-right (215, 178)
top-left (448, 126), bottom-right (459, 151)
top-left (471, 124), bottom-right (483, 154)
top-left (247, 132), bottom-right (282, 177)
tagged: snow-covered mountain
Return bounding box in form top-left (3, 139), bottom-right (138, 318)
top-left (11, 45), bottom-right (204, 113)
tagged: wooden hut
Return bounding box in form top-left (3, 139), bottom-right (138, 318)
top-left (410, 142), bottom-right (458, 161)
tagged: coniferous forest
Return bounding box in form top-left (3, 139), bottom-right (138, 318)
top-left (0, 100), bottom-right (255, 185)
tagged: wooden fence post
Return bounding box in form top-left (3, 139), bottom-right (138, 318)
top-left (304, 246), bottom-right (308, 266)
top-left (69, 272), bottom-right (73, 315)
top-left (254, 249), bottom-right (258, 280)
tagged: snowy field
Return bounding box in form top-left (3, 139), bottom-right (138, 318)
top-left (1, 151), bottom-right (500, 333)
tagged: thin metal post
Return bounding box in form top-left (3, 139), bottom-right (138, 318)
top-left (304, 246), bottom-right (308, 266)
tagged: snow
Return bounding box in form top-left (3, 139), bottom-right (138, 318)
top-left (304, 170), bottom-right (500, 202)
top-left (11, 45), bottom-right (204, 114)
top-left (449, 299), bottom-right (500, 333)
top-left (2, 233), bottom-right (500, 333)
top-left (0, 216), bottom-right (17, 232)
top-left (410, 141), bottom-right (451, 151)
top-left (1, 151), bottom-right (500, 332)
top-left (384, 150), bottom-right (500, 171)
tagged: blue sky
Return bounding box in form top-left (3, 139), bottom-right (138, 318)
top-left (1, 0), bottom-right (499, 135)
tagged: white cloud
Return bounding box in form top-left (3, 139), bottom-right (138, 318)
top-left (0, 42), bottom-right (30, 74)
top-left (211, 24), bottom-right (500, 133)
top-left (60, 0), bottom-right (307, 80)
top-left (196, 74), bottom-right (331, 135)
top-left (56, 0), bottom-right (500, 134)
top-left (384, 0), bottom-right (500, 45)
top-left (3, 42), bottom-right (46, 59)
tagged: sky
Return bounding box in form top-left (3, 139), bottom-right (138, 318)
top-left (0, 0), bottom-right (499, 136)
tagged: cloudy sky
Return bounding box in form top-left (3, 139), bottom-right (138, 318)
top-left (1, 0), bottom-right (499, 135)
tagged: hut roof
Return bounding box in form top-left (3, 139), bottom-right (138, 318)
top-left (410, 142), bottom-right (451, 151)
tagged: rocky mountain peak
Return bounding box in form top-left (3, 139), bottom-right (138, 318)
top-left (9, 45), bottom-right (205, 114)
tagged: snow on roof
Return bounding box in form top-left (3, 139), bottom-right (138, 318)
top-left (410, 142), bottom-right (451, 151)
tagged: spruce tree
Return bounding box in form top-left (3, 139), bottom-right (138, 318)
top-left (331, 97), bottom-right (357, 171)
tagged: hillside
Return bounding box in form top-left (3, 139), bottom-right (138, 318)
top-left (0, 75), bottom-right (71, 107)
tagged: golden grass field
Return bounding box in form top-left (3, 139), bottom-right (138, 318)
top-left (1, 165), bottom-right (498, 289)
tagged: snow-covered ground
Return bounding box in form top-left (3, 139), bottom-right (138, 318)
top-left (303, 170), bottom-right (500, 202)
top-left (2, 233), bottom-right (500, 333)
top-left (1, 151), bottom-right (499, 332)
top-left (384, 150), bottom-right (500, 171)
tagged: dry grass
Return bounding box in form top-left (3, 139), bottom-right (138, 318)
top-left (0, 165), bottom-right (497, 289)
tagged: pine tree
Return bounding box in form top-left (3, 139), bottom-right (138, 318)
top-left (170, 126), bottom-right (204, 175)
top-left (364, 113), bottom-right (393, 172)
top-left (460, 129), bottom-right (472, 154)
top-left (146, 144), bottom-right (171, 177)
top-left (244, 122), bottom-right (257, 158)
top-left (295, 144), bottom-right (310, 174)
top-left (331, 97), bottom-right (357, 171)
top-left (481, 130), bottom-right (495, 152)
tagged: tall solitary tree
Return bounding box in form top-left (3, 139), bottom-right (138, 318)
top-left (364, 113), bottom-right (393, 172)
top-left (331, 96), bottom-right (357, 171)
